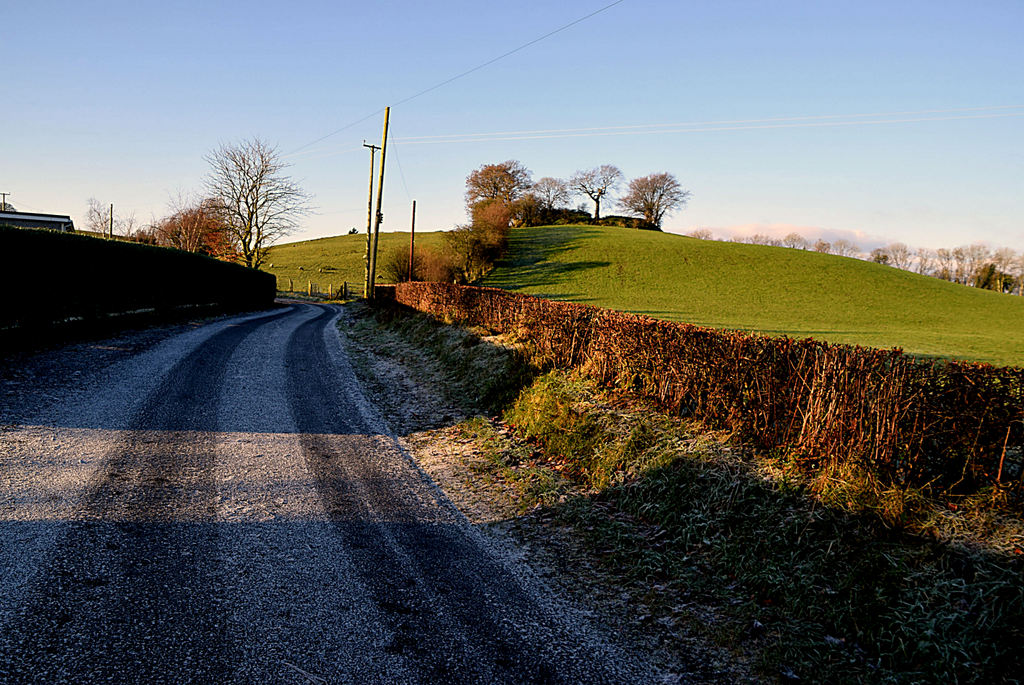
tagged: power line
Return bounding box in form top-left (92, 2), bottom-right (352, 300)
top-left (284, 0), bottom-right (627, 157)
top-left (393, 105), bottom-right (1024, 142)
top-left (391, 110), bottom-right (1024, 146)
top-left (388, 130), bottom-right (413, 202)
top-left (390, 0), bottom-right (627, 109)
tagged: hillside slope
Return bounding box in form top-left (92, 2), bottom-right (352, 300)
top-left (264, 232), bottom-right (447, 292)
top-left (481, 225), bottom-right (1024, 366)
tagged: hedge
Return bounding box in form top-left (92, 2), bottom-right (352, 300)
top-left (1, 226), bottom-right (276, 332)
top-left (380, 282), bottom-right (1024, 499)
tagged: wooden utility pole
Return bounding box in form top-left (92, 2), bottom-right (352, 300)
top-left (109, 203), bottom-right (114, 239)
top-left (367, 106), bottom-right (390, 299)
top-left (408, 200), bottom-right (416, 281)
top-left (361, 141), bottom-right (380, 298)
top-left (0, 192), bottom-right (9, 211)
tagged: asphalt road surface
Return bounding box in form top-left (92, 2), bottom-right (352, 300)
top-left (0, 303), bottom-right (657, 684)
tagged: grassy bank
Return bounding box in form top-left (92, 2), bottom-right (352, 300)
top-left (264, 231), bottom-right (447, 292)
top-left (482, 225), bottom-right (1024, 366)
top-left (354, 303), bottom-right (1024, 683)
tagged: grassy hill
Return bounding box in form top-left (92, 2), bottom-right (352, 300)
top-left (480, 225), bottom-right (1024, 367)
top-left (264, 231), bottom-right (447, 293)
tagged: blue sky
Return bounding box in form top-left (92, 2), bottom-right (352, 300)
top-left (3, 0), bottom-right (1022, 251)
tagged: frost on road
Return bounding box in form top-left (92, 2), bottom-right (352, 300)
top-left (0, 303), bottom-right (655, 683)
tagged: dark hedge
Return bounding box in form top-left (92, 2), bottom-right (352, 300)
top-left (1, 226), bottom-right (276, 331)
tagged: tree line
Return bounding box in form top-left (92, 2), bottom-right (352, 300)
top-left (687, 229), bottom-right (1024, 295)
top-left (387, 160), bottom-right (691, 284)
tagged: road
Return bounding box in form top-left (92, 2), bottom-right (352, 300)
top-left (0, 303), bottom-right (656, 683)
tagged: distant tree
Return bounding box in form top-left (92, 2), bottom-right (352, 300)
top-left (991, 247), bottom-right (1017, 293)
top-left (85, 197), bottom-right (137, 238)
top-left (887, 242), bottom-right (913, 270)
top-left (870, 247), bottom-right (890, 265)
top-left (86, 197), bottom-right (112, 235)
top-left (744, 233), bottom-right (773, 246)
top-left (155, 195), bottom-right (232, 257)
top-left (0, 201), bottom-right (15, 212)
top-left (446, 199), bottom-right (513, 282)
top-left (205, 138), bottom-right (311, 269)
top-left (464, 160), bottom-right (533, 207)
top-left (782, 232), bottom-right (809, 250)
top-left (832, 239), bottom-right (860, 257)
top-left (951, 247), bottom-right (968, 284)
top-left (914, 248), bottom-right (935, 275)
top-left (570, 164), bottom-right (623, 220)
top-left (510, 193), bottom-right (543, 227)
top-left (965, 243), bottom-right (990, 285)
top-left (531, 177), bottom-right (570, 211)
top-left (617, 172), bottom-right (690, 228)
top-left (934, 248), bottom-right (954, 280)
top-left (813, 239), bottom-right (832, 253)
top-left (688, 228), bottom-right (713, 240)
top-left (1012, 254), bottom-right (1024, 295)
top-left (347, 227), bottom-right (359, 235)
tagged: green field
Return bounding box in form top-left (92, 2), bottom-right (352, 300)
top-left (264, 231), bottom-right (447, 293)
top-left (267, 225), bottom-right (1024, 366)
top-left (479, 225), bottom-right (1024, 367)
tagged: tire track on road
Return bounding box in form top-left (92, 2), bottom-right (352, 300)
top-left (288, 305), bottom-right (639, 683)
top-left (0, 308), bottom-right (291, 683)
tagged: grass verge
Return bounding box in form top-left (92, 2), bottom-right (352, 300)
top-left (353, 303), bottom-right (1024, 683)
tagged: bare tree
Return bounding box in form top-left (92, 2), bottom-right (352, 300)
top-left (570, 164), bottom-right (623, 220)
top-left (813, 239), bottom-right (832, 253)
top-left (951, 247), bottom-right (968, 284)
top-left (1012, 254), bottom-right (1024, 295)
top-left (914, 248), bottom-right (935, 275)
top-left (934, 248), bottom-right (954, 280)
top-left (85, 197), bottom-right (112, 235)
top-left (782, 232), bottom-right (809, 250)
top-left (744, 233), bottom-right (774, 246)
top-left (464, 160), bottom-right (533, 207)
top-left (832, 239), bottom-right (860, 257)
top-left (887, 242), bottom-right (913, 270)
top-left (965, 243), bottom-right (990, 286)
top-left (991, 247), bottom-right (1017, 293)
top-left (205, 138), bottom-right (311, 269)
top-left (687, 228), bottom-right (713, 240)
top-left (531, 177), bottom-right (570, 211)
top-left (85, 198), bottom-right (137, 237)
top-left (617, 172), bottom-right (690, 228)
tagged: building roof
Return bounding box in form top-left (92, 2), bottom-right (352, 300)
top-left (0, 210), bottom-right (75, 223)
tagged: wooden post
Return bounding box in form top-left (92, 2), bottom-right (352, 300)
top-left (408, 199), bottom-right (416, 281)
top-left (288, 277), bottom-right (293, 292)
top-left (362, 142), bottom-right (380, 298)
top-left (109, 203), bottom-right (114, 239)
top-left (308, 281), bottom-right (312, 296)
top-left (368, 106), bottom-right (390, 299)
top-left (328, 283), bottom-right (333, 299)
top-left (343, 281), bottom-right (348, 298)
